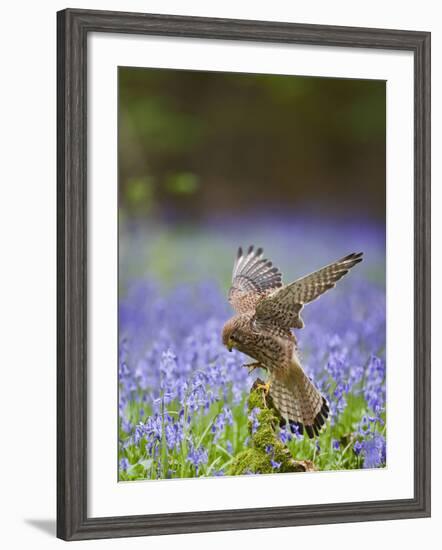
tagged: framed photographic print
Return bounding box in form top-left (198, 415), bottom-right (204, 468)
top-left (57, 8), bottom-right (431, 541)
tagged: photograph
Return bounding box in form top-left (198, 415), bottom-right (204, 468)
top-left (117, 66), bottom-right (386, 481)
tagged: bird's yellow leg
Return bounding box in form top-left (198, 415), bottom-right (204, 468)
top-left (255, 381), bottom-right (271, 408)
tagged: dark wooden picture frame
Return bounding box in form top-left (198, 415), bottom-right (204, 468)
top-left (57, 8), bottom-right (431, 541)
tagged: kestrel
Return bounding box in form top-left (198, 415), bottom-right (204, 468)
top-left (222, 245), bottom-right (363, 438)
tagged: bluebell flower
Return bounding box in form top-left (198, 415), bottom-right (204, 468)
top-left (290, 422), bottom-right (302, 440)
top-left (211, 407), bottom-right (234, 442)
top-left (165, 419), bottom-right (184, 451)
top-left (187, 443), bottom-right (208, 475)
top-left (121, 418), bottom-right (132, 434)
top-left (248, 407), bottom-right (261, 434)
top-left (360, 433), bottom-right (386, 468)
top-left (120, 458), bottom-right (129, 472)
top-left (278, 426), bottom-right (291, 444)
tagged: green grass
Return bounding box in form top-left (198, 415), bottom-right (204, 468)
top-left (119, 382), bottom-right (385, 481)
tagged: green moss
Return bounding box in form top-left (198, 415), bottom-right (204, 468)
top-left (247, 386), bottom-right (268, 411)
top-left (229, 448), bottom-right (273, 475)
top-left (227, 380), bottom-right (316, 475)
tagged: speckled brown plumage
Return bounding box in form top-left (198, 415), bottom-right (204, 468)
top-left (222, 245), bottom-right (363, 438)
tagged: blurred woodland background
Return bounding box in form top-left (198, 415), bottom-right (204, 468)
top-left (119, 68), bottom-right (385, 224)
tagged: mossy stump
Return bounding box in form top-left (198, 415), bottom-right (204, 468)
top-left (228, 379), bottom-right (316, 475)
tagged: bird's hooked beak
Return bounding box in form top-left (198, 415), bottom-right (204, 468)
top-left (227, 338), bottom-right (233, 352)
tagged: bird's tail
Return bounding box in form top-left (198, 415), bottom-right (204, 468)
top-left (269, 367), bottom-right (329, 439)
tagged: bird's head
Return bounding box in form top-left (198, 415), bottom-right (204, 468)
top-left (222, 318), bottom-right (243, 352)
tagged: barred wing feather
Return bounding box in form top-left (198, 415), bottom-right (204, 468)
top-left (255, 252), bottom-right (363, 329)
top-left (228, 245), bottom-right (283, 313)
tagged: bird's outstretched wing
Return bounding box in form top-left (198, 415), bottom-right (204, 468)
top-left (228, 245), bottom-right (283, 313)
top-left (255, 252), bottom-right (363, 329)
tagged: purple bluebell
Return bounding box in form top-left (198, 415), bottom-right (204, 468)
top-left (248, 408), bottom-right (261, 434)
top-left (187, 443), bottom-right (208, 475)
top-left (360, 433), bottom-right (386, 468)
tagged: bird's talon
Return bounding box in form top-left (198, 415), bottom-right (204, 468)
top-left (243, 362), bottom-right (260, 374)
top-left (256, 382), bottom-right (271, 396)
